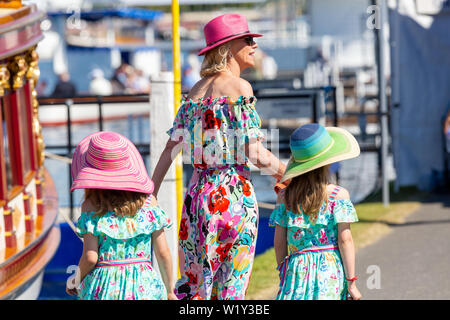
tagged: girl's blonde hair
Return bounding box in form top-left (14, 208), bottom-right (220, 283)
top-left (200, 42), bottom-right (231, 78)
top-left (284, 165), bottom-right (330, 215)
top-left (85, 189), bottom-right (148, 218)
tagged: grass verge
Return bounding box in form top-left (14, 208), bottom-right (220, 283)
top-left (246, 185), bottom-right (429, 300)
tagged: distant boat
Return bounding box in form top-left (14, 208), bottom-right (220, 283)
top-left (42, 7), bottom-right (164, 92)
top-left (37, 94), bottom-right (151, 127)
top-left (0, 1), bottom-right (60, 299)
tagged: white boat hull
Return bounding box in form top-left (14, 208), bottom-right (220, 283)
top-left (14, 271), bottom-right (44, 300)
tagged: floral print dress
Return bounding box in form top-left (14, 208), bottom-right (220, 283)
top-left (167, 96), bottom-right (264, 300)
top-left (75, 199), bottom-right (172, 300)
top-left (269, 186), bottom-right (358, 300)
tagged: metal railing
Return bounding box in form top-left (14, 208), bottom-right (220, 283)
top-left (39, 86), bottom-right (385, 218)
top-left (39, 94), bottom-right (151, 219)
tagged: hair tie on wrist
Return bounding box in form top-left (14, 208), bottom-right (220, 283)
top-left (346, 276), bottom-right (358, 281)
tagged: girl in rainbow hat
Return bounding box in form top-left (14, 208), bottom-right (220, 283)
top-left (271, 123), bottom-right (362, 300)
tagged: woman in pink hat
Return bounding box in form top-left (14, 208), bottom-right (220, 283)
top-left (152, 13), bottom-right (286, 300)
top-left (66, 131), bottom-right (177, 300)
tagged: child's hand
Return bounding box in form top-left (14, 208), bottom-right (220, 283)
top-left (65, 277), bottom-right (78, 296)
top-left (347, 283), bottom-right (362, 300)
top-left (167, 292), bottom-right (178, 300)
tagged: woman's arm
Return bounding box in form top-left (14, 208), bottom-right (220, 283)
top-left (247, 139), bottom-right (286, 181)
top-left (226, 77), bottom-right (286, 180)
top-left (152, 229), bottom-right (178, 300)
top-left (151, 138), bottom-right (182, 197)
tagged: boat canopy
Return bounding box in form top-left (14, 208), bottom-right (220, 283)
top-left (47, 8), bottom-right (163, 21)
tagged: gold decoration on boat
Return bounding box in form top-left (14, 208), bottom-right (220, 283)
top-left (12, 205), bottom-right (22, 230)
top-left (0, 63), bottom-right (10, 96)
top-left (7, 55), bottom-right (27, 90)
top-left (0, 1), bottom-right (23, 9)
top-left (25, 47), bottom-right (45, 168)
top-left (0, 1), bottom-right (61, 300)
top-left (25, 49), bottom-right (39, 85)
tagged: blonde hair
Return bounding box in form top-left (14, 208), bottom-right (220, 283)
top-left (284, 165), bottom-right (330, 215)
top-left (200, 43), bottom-right (231, 78)
top-left (85, 189), bottom-right (148, 218)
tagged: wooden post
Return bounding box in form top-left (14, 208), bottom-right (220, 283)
top-left (149, 72), bottom-right (179, 282)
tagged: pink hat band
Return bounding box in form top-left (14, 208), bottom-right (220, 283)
top-left (206, 29), bottom-right (251, 47)
top-left (71, 131), bottom-right (154, 194)
top-left (198, 13), bottom-right (262, 56)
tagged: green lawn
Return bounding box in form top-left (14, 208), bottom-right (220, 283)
top-left (246, 185), bottom-right (428, 300)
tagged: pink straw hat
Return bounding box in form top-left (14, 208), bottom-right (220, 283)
top-left (70, 131), bottom-right (154, 194)
top-left (198, 13), bottom-right (262, 56)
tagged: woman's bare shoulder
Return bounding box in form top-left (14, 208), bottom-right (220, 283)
top-left (216, 75), bottom-right (254, 99)
top-left (188, 74), bottom-right (254, 100)
top-left (235, 77), bottom-right (254, 97)
top-left (186, 78), bottom-right (209, 100)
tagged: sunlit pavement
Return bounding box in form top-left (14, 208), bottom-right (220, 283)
top-left (356, 192), bottom-right (450, 300)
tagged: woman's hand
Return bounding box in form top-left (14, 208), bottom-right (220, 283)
top-left (347, 282), bottom-right (362, 300)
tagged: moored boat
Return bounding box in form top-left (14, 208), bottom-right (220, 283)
top-left (0, 0), bottom-right (60, 299)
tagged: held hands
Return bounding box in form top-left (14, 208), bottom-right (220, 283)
top-left (274, 179), bottom-right (291, 195)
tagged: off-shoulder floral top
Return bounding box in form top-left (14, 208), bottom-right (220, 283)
top-left (167, 95), bottom-right (264, 169)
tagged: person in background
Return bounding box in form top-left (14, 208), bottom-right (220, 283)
top-left (261, 52), bottom-right (278, 80)
top-left (181, 64), bottom-right (200, 92)
top-left (444, 108), bottom-right (450, 153)
top-left (270, 123), bottom-right (362, 300)
top-left (89, 68), bottom-right (112, 96)
top-left (111, 63), bottom-right (129, 94)
top-left (66, 131), bottom-right (177, 300)
top-left (130, 69), bottom-right (151, 94)
top-left (35, 79), bottom-right (48, 97)
top-left (51, 72), bottom-right (77, 98)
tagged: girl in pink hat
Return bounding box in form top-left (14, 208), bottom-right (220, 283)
top-left (66, 131), bottom-right (177, 300)
top-left (152, 13), bottom-right (286, 300)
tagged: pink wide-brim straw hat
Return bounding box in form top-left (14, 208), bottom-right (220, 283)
top-left (70, 131), bottom-right (154, 194)
top-left (198, 13), bottom-right (262, 56)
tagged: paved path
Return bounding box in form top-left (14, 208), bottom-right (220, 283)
top-left (355, 193), bottom-right (450, 299)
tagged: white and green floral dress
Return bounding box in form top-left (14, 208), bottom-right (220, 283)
top-left (75, 199), bottom-right (172, 300)
top-left (269, 186), bottom-right (358, 300)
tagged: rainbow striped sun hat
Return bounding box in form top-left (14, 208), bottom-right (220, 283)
top-left (280, 123), bottom-right (360, 183)
top-left (70, 131), bottom-right (154, 194)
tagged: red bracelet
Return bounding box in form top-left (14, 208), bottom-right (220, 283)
top-left (346, 276), bottom-right (358, 281)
